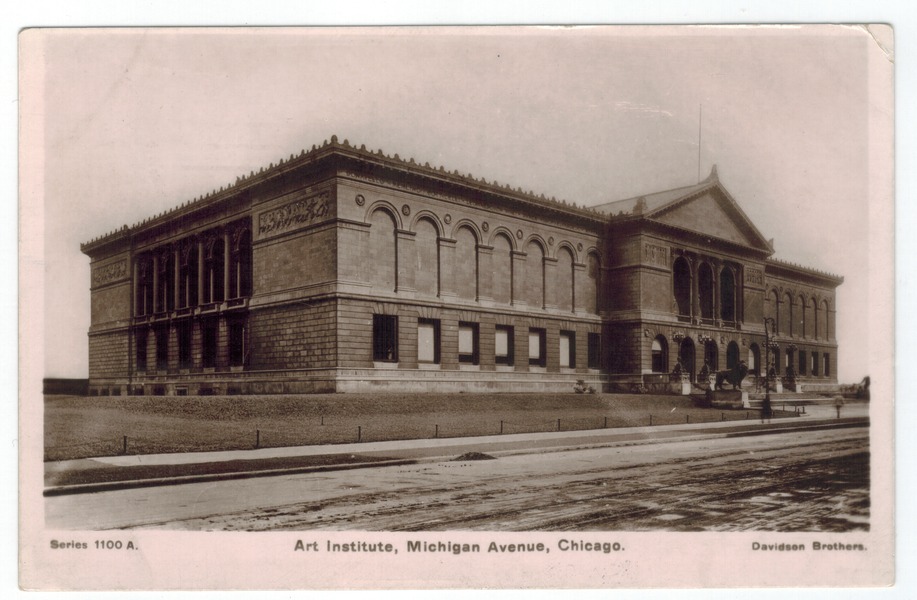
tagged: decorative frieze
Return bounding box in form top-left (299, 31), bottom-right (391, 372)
top-left (258, 191), bottom-right (330, 236)
top-left (643, 242), bottom-right (668, 267)
top-left (92, 259), bottom-right (128, 286)
top-left (745, 267), bottom-right (764, 286)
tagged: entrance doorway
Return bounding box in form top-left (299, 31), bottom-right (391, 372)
top-left (679, 338), bottom-right (696, 382)
top-left (727, 341), bottom-right (740, 370)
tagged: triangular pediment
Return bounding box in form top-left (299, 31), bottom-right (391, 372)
top-left (646, 181), bottom-right (772, 252)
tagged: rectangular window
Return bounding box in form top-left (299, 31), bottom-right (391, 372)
top-left (229, 321), bottom-right (246, 367)
top-left (373, 314), bottom-right (398, 362)
top-left (811, 352), bottom-right (818, 376)
top-left (824, 353), bottom-right (831, 376)
top-left (458, 322), bottom-right (480, 364)
top-left (178, 321), bottom-right (192, 369)
top-left (417, 319), bottom-right (440, 364)
top-left (155, 327), bottom-right (169, 371)
top-left (495, 325), bottom-right (514, 366)
top-left (136, 329), bottom-right (148, 372)
top-left (798, 350), bottom-right (807, 375)
top-left (528, 328), bottom-right (546, 367)
top-left (202, 321), bottom-right (218, 368)
top-left (559, 330), bottom-right (576, 368)
top-left (588, 332), bottom-right (601, 369)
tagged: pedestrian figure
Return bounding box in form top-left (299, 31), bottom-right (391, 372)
top-left (835, 395), bottom-right (845, 419)
top-left (761, 396), bottom-right (772, 423)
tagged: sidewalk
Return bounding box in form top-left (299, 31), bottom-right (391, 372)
top-left (45, 403), bottom-right (869, 495)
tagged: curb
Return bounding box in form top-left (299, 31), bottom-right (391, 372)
top-left (44, 417), bottom-right (868, 497)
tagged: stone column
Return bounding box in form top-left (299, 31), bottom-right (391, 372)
top-left (152, 253), bottom-right (160, 313)
top-left (132, 260), bottom-right (140, 316)
top-left (173, 247), bottom-right (180, 310)
top-left (197, 241), bottom-right (205, 305)
top-left (223, 230), bottom-right (231, 302)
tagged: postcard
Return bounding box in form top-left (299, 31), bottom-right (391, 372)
top-left (19, 25), bottom-right (894, 590)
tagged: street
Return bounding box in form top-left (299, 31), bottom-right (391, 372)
top-left (47, 425), bottom-right (868, 532)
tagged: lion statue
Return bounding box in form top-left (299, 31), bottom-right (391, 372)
top-left (715, 361), bottom-right (749, 391)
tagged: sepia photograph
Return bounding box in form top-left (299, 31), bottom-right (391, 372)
top-left (19, 24), bottom-right (895, 590)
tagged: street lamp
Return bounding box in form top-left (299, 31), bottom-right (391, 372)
top-left (762, 317), bottom-right (775, 422)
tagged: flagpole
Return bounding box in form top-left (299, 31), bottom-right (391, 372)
top-left (697, 104), bottom-right (703, 183)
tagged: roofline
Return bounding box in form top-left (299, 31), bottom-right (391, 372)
top-left (81, 135), bottom-right (610, 254)
top-left (765, 257), bottom-right (844, 285)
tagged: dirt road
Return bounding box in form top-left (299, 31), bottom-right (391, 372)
top-left (46, 426), bottom-right (868, 532)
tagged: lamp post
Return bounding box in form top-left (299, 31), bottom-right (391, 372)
top-left (762, 317), bottom-right (775, 423)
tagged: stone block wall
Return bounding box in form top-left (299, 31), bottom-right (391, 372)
top-left (249, 300), bottom-right (337, 371)
top-left (87, 330), bottom-right (129, 380)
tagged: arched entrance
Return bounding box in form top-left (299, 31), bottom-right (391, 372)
top-left (651, 335), bottom-right (668, 373)
top-left (748, 343), bottom-right (761, 376)
top-left (704, 341), bottom-right (718, 371)
top-left (679, 338), bottom-right (696, 382)
top-left (727, 341), bottom-right (740, 370)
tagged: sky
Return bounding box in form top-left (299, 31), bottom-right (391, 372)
top-left (26, 25), bottom-right (891, 382)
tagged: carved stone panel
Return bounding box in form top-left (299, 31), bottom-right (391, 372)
top-left (92, 259), bottom-right (128, 287)
top-left (745, 267), bottom-right (765, 287)
top-left (643, 242), bottom-right (669, 267)
top-left (257, 191), bottom-right (330, 238)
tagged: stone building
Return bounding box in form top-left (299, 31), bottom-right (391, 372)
top-left (80, 136), bottom-right (843, 395)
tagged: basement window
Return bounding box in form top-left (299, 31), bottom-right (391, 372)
top-left (495, 325), bottom-right (514, 366)
top-left (528, 328), bottom-right (546, 367)
top-left (373, 314), bottom-right (398, 362)
top-left (458, 322), bottom-right (479, 365)
top-left (417, 319), bottom-right (441, 364)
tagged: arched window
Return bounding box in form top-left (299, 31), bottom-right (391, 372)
top-left (806, 296), bottom-right (816, 339)
top-left (673, 257), bottom-right (692, 317)
top-left (798, 295), bottom-right (807, 338)
top-left (726, 341), bottom-right (740, 370)
top-left (369, 209), bottom-right (397, 292)
top-left (492, 233), bottom-right (513, 304)
top-left (651, 336), bottom-right (668, 373)
top-left (229, 229), bottom-right (252, 299)
top-left (821, 300), bottom-right (831, 340)
top-left (454, 226), bottom-right (478, 301)
top-left (783, 292), bottom-right (794, 336)
top-left (206, 237), bottom-right (225, 303)
top-left (135, 255), bottom-right (153, 316)
top-left (556, 247), bottom-right (575, 312)
top-left (720, 267), bottom-right (736, 322)
top-left (414, 218), bottom-right (439, 297)
top-left (766, 289), bottom-right (779, 335)
top-left (158, 250), bottom-right (174, 313)
top-left (178, 242), bottom-right (198, 309)
top-left (524, 240), bottom-right (545, 308)
top-left (812, 297), bottom-right (820, 339)
top-left (586, 251), bottom-right (601, 314)
top-left (699, 263), bottom-right (714, 320)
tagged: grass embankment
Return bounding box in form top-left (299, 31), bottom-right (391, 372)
top-left (45, 393), bottom-right (792, 461)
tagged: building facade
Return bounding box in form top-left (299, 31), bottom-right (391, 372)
top-left (81, 137), bottom-right (842, 395)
